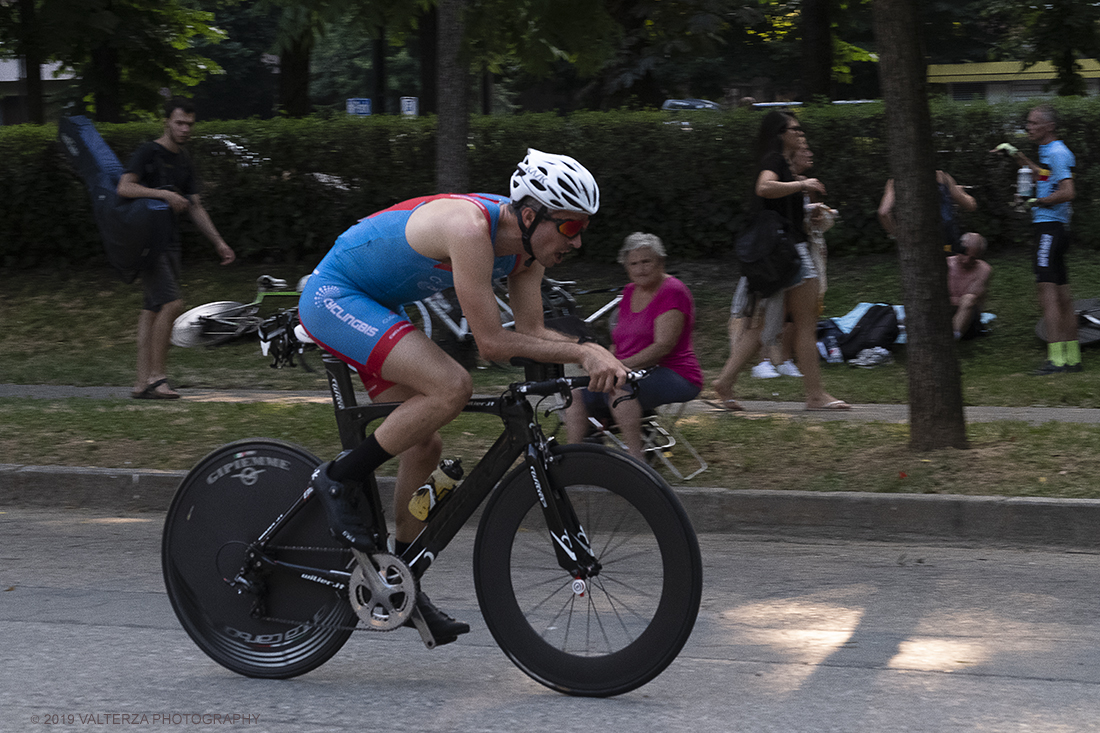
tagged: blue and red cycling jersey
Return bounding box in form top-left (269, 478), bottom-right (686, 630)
top-left (298, 193), bottom-right (520, 397)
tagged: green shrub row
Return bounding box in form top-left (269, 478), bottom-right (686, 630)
top-left (1, 99), bottom-right (1092, 271)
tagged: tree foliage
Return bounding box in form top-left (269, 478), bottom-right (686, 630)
top-left (982, 0), bottom-right (1100, 96)
top-left (44, 0), bottom-right (226, 121)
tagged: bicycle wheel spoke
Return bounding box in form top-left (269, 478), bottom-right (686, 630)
top-left (474, 445), bottom-right (701, 696)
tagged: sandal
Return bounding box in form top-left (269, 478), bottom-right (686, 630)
top-left (705, 398), bottom-right (745, 412)
top-left (805, 399), bottom-right (850, 411)
top-left (133, 378), bottom-right (181, 400)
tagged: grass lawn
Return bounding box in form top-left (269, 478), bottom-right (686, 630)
top-left (3, 247), bottom-right (1100, 497)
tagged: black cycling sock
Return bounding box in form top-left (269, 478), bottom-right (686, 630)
top-left (328, 433), bottom-right (394, 482)
top-left (393, 540), bottom-right (411, 556)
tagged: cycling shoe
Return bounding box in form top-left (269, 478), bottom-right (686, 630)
top-left (310, 462), bottom-right (377, 551)
top-left (406, 593), bottom-right (470, 643)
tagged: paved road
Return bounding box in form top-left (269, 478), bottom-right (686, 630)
top-left (4, 507), bottom-right (1100, 733)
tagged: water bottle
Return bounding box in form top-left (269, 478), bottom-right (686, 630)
top-left (1016, 167), bottom-right (1033, 199)
top-left (408, 458), bottom-right (464, 521)
top-left (825, 334), bottom-right (843, 364)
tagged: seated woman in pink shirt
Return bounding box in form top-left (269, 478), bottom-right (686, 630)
top-left (565, 233), bottom-right (703, 461)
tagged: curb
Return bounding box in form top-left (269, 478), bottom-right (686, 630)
top-left (4, 464), bottom-right (1100, 547)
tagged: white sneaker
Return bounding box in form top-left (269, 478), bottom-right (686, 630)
top-left (751, 360), bottom-right (781, 379)
top-left (776, 359), bottom-right (803, 378)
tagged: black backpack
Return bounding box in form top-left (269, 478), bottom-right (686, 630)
top-left (837, 304), bottom-right (899, 360)
top-left (735, 209), bottom-right (801, 297)
top-left (57, 116), bottom-right (175, 283)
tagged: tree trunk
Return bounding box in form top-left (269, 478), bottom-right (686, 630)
top-left (418, 6), bottom-right (438, 116)
top-left (872, 0), bottom-right (967, 451)
top-left (435, 0), bottom-right (468, 193)
top-left (90, 43), bottom-right (122, 123)
top-left (481, 69), bottom-right (493, 115)
top-left (372, 26), bottom-right (386, 115)
top-left (18, 0), bottom-right (44, 124)
top-left (279, 36), bottom-right (311, 118)
top-left (800, 0), bottom-right (832, 101)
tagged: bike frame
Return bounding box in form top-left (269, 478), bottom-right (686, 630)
top-left (236, 354), bottom-right (599, 598)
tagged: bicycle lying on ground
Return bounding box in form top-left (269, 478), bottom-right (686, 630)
top-left (161, 354), bottom-right (703, 697)
top-left (170, 274), bottom-right (318, 369)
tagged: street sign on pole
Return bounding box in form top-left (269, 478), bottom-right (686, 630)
top-left (346, 98), bottom-right (372, 116)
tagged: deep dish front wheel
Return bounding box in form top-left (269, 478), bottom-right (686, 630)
top-left (472, 444), bottom-right (703, 697)
top-left (162, 439), bottom-right (356, 678)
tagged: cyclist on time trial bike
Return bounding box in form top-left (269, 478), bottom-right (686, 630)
top-left (297, 149), bottom-right (629, 644)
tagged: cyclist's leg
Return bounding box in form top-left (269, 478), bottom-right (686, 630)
top-left (366, 338), bottom-right (472, 640)
top-left (299, 288), bottom-right (471, 641)
top-left (366, 379), bottom-right (445, 544)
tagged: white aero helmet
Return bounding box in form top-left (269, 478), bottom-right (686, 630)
top-left (509, 148), bottom-right (600, 215)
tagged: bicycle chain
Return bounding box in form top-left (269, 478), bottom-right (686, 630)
top-left (254, 613), bottom-right (378, 633)
top-left (266, 544), bottom-right (351, 554)
top-left (253, 545), bottom-right (405, 633)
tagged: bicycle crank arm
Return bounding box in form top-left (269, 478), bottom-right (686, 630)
top-left (348, 550), bottom-right (418, 632)
top-left (405, 604), bottom-right (441, 650)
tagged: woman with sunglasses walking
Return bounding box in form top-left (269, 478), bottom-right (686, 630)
top-left (712, 111), bottom-right (849, 412)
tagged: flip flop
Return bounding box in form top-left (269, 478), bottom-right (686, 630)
top-left (705, 398), bottom-right (745, 412)
top-left (805, 400), bottom-right (850, 411)
top-left (133, 378), bottom-right (181, 400)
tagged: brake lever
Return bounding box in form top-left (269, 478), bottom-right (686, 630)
top-left (610, 369), bottom-right (650, 408)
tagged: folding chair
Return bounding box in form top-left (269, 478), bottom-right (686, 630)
top-left (586, 401), bottom-right (708, 481)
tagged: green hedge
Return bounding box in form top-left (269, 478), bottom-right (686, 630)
top-left (1, 99), bottom-right (1092, 271)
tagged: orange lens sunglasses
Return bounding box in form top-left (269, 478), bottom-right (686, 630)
top-left (545, 215), bottom-right (589, 239)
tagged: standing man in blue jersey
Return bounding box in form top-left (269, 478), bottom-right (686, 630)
top-left (994, 104), bottom-right (1079, 374)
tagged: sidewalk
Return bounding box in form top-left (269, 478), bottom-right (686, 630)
top-left (5, 384), bottom-right (1100, 547)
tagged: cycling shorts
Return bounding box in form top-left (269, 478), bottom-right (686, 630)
top-left (1033, 221), bottom-right (1070, 285)
top-left (297, 277), bottom-right (419, 399)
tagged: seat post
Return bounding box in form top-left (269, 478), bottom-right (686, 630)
top-left (322, 353), bottom-right (368, 450)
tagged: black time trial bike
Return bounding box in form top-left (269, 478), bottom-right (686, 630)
top-left (161, 354), bottom-right (703, 697)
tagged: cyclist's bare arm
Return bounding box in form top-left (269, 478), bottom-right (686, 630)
top-left (407, 199), bottom-right (626, 390)
top-left (503, 263), bottom-right (628, 393)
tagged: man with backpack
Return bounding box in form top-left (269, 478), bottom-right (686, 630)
top-left (117, 97), bottom-right (235, 399)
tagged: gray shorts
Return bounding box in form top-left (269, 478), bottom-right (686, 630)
top-left (142, 241), bottom-right (182, 312)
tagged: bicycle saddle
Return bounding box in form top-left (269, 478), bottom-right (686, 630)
top-left (257, 275), bottom-right (288, 290)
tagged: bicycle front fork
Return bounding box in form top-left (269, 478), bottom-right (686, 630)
top-left (524, 445), bottom-right (600, 580)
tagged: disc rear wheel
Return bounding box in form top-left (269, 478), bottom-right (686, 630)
top-left (162, 439), bottom-right (355, 678)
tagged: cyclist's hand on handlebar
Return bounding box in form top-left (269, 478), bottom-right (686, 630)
top-left (580, 344), bottom-right (629, 394)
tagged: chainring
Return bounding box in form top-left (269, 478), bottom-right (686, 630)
top-left (348, 551), bottom-right (418, 631)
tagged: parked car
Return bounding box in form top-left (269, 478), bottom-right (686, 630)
top-left (661, 98), bottom-right (722, 111)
